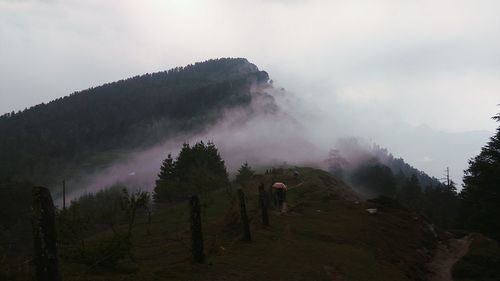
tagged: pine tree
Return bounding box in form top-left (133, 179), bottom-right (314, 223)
top-left (351, 160), bottom-right (397, 198)
top-left (153, 142), bottom-right (230, 203)
top-left (460, 112), bottom-right (500, 240)
top-left (153, 154), bottom-right (176, 203)
top-left (158, 154), bottom-right (175, 180)
top-left (235, 162), bottom-right (255, 183)
top-left (398, 174), bottom-right (422, 210)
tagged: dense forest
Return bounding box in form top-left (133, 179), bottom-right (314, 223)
top-left (1, 57), bottom-right (500, 280)
top-left (460, 112), bottom-right (500, 240)
top-left (0, 58), bottom-right (270, 185)
top-left (0, 59), bottom-right (271, 277)
top-left (327, 138), bottom-right (441, 189)
top-left (326, 139), bottom-right (460, 228)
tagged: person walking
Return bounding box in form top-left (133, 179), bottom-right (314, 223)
top-left (272, 182), bottom-right (287, 213)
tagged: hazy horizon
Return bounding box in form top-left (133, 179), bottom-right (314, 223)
top-left (1, 0), bottom-right (499, 185)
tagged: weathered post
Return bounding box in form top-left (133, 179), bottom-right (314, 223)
top-left (32, 186), bottom-right (61, 281)
top-left (62, 180), bottom-right (66, 210)
top-left (189, 195), bottom-right (205, 263)
top-left (238, 189), bottom-right (251, 241)
top-left (258, 183), bottom-right (269, 226)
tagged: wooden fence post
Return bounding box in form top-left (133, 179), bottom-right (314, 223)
top-left (62, 180), bottom-right (66, 210)
top-left (258, 183), bottom-right (269, 226)
top-left (238, 189), bottom-right (251, 241)
top-left (189, 195), bottom-right (205, 263)
top-left (32, 186), bottom-right (61, 281)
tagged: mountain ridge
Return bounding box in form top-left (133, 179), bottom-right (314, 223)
top-left (0, 58), bottom-right (270, 184)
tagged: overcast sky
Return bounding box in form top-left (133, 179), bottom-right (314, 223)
top-left (1, 0), bottom-right (499, 132)
top-left (2, 0), bottom-right (499, 184)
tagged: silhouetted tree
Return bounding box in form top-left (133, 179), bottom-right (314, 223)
top-left (235, 162), bottom-right (255, 184)
top-left (460, 112), bottom-right (500, 240)
top-left (121, 189), bottom-right (150, 237)
top-left (153, 154), bottom-right (176, 203)
top-left (153, 141), bottom-right (230, 203)
top-left (422, 181), bottom-right (459, 229)
top-left (351, 160), bottom-right (397, 198)
top-left (399, 174), bottom-right (422, 210)
top-left (120, 189), bottom-right (150, 261)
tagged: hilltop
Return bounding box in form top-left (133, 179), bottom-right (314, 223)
top-left (0, 58), bottom-right (477, 281)
top-left (55, 167), bottom-right (440, 281)
top-left (0, 58), bottom-right (270, 185)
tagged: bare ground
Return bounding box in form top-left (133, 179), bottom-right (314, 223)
top-left (428, 236), bottom-right (471, 281)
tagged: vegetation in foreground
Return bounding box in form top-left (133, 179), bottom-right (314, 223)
top-left (54, 167), bottom-right (437, 281)
top-left (452, 233), bottom-right (500, 281)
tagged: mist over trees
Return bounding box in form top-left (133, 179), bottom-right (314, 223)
top-left (0, 59), bottom-right (270, 274)
top-left (1, 54), bottom-right (499, 280)
top-left (235, 162), bottom-right (255, 184)
top-left (326, 138), bottom-right (461, 228)
top-left (0, 58), bottom-right (269, 185)
top-left (327, 138), bottom-right (441, 190)
top-left (351, 161), bottom-right (397, 198)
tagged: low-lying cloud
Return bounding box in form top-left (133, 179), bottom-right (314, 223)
top-left (2, 0), bottom-right (498, 204)
top-left (60, 81), bottom-right (491, 206)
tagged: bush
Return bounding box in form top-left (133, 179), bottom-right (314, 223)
top-left (57, 187), bottom-right (151, 268)
top-left (62, 234), bottom-right (131, 269)
top-left (453, 234), bottom-right (500, 281)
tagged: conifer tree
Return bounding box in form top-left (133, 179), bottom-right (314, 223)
top-left (460, 112), bottom-right (500, 239)
top-left (153, 154), bottom-right (176, 203)
top-left (235, 162), bottom-right (255, 183)
top-left (153, 142), bottom-right (230, 203)
top-left (399, 174), bottom-right (422, 210)
top-left (351, 160), bottom-right (397, 198)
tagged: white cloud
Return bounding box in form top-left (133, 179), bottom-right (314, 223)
top-left (1, 0), bottom-right (499, 123)
top-left (0, 0), bottom-right (499, 185)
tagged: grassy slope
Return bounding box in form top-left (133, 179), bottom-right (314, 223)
top-left (452, 233), bottom-right (500, 281)
top-left (60, 168), bottom-right (437, 281)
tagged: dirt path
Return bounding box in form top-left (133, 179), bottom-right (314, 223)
top-left (428, 237), bottom-right (471, 281)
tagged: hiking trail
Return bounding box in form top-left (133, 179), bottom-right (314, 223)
top-left (428, 236), bottom-right (471, 281)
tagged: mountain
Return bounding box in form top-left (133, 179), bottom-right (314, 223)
top-left (0, 58), bottom-right (271, 184)
top-left (0, 58), bottom-right (445, 200)
top-left (371, 124), bottom-right (492, 188)
top-left (1, 59), bottom-right (492, 280)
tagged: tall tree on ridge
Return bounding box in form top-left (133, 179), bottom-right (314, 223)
top-left (460, 111), bottom-right (500, 240)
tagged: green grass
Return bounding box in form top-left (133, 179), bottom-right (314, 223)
top-left (453, 233), bottom-right (500, 281)
top-left (59, 167), bottom-right (436, 281)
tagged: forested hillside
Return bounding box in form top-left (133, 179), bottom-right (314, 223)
top-left (327, 138), bottom-right (441, 189)
top-left (0, 58), bottom-right (270, 184)
top-left (2, 56), bottom-right (499, 281)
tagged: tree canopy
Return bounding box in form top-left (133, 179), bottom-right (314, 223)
top-left (460, 112), bottom-right (500, 240)
top-left (351, 160), bottom-right (397, 198)
top-left (153, 141), bottom-right (230, 203)
top-left (235, 162), bottom-right (255, 184)
top-left (398, 174), bottom-right (422, 211)
top-left (0, 58), bottom-right (269, 185)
